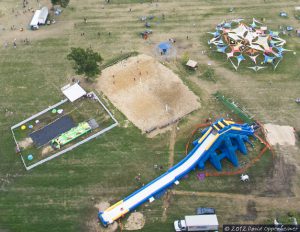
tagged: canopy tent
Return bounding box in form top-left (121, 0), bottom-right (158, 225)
top-left (186, 59), bottom-right (198, 68)
top-left (38, 7), bottom-right (48, 24)
top-left (158, 42), bottom-right (171, 54)
top-left (217, 45), bottom-right (227, 53)
top-left (30, 10), bottom-right (41, 28)
top-left (208, 18), bottom-right (290, 71)
top-left (61, 83), bottom-right (87, 102)
top-left (248, 66), bottom-right (266, 72)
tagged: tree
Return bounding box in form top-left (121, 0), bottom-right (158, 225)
top-left (67, 47), bottom-right (103, 81)
top-left (181, 51), bottom-right (189, 65)
top-left (51, 0), bottom-right (60, 5)
top-left (51, 0), bottom-right (70, 8)
top-left (60, 0), bottom-right (70, 8)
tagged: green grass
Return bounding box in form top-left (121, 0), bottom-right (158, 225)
top-left (0, 0), bottom-right (300, 231)
top-left (1, 124), bottom-right (170, 231)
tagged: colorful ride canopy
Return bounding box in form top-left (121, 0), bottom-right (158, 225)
top-left (208, 18), bottom-right (290, 71)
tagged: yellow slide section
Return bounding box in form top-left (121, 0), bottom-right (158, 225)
top-left (198, 127), bottom-right (212, 144)
top-left (112, 209), bottom-right (129, 221)
top-left (218, 121), bottom-right (225, 128)
top-left (105, 200), bottom-right (124, 212)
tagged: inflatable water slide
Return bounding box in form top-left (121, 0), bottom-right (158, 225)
top-left (99, 118), bottom-right (255, 226)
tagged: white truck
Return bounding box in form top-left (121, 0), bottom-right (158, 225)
top-left (174, 215), bottom-right (219, 232)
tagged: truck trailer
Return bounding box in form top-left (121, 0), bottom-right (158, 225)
top-left (174, 215), bottom-right (219, 232)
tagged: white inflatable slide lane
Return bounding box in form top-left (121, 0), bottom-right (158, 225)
top-left (100, 132), bottom-right (216, 225)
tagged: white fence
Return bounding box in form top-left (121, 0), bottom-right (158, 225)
top-left (11, 92), bottom-right (118, 171)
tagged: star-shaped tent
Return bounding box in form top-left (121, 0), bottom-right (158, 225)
top-left (208, 19), bottom-right (291, 71)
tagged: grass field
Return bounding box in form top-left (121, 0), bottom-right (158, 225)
top-left (0, 0), bottom-right (299, 231)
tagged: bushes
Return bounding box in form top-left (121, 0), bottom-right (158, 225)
top-left (199, 67), bottom-right (216, 82)
top-left (101, 51), bottom-right (138, 69)
top-left (51, 0), bottom-right (70, 8)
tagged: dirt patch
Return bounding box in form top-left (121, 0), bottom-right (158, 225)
top-left (5, 110), bottom-right (13, 117)
top-left (244, 200), bottom-right (257, 221)
top-left (263, 124), bottom-right (296, 146)
top-left (123, 120), bottom-right (130, 128)
top-left (41, 145), bottom-right (53, 156)
top-left (94, 202), bottom-right (110, 212)
top-left (85, 202), bottom-right (118, 232)
top-left (262, 155), bottom-right (296, 197)
top-left (18, 137), bottom-right (33, 149)
top-left (124, 212), bottom-right (145, 231)
top-left (96, 54), bottom-right (200, 134)
top-left (85, 219), bottom-right (118, 232)
top-left (0, 0), bottom-right (73, 44)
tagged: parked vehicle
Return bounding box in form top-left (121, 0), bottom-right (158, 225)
top-left (196, 207), bottom-right (216, 215)
top-left (174, 215), bottom-right (219, 232)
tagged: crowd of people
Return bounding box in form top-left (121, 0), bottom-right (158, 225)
top-left (0, 0), bottom-right (38, 49)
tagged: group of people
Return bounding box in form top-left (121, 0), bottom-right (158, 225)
top-left (10, 25), bottom-right (17, 30)
top-left (3, 38), bottom-right (30, 49)
top-left (22, 0), bottom-right (29, 8)
top-left (9, 25), bottom-right (24, 31)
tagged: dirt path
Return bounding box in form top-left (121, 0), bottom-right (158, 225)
top-left (168, 123), bottom-right (178, 168)
top-left (161, 124), bottom-right (178, 222)
top-left (124, 212), bottom-right (145, 231)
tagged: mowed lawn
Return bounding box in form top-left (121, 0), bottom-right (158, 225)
top-left (0, 36), bottom-right (168, 231)
top-left (0, 0), bottom-right (300, 231)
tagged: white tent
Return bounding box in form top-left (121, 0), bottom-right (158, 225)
top-left (30, 10), bottom-right (41, 28)
top-left (38, 7), bottom-right (48, 24)
top-left (186, 59), bottom-right (198, 69)
top-left (61, 83), bottom-right (87, 102)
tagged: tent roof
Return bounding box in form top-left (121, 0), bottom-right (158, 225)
top-left (231, 24), bottom-right (248, 37)
top-left (30, 10), bottom-right (41, 26)
top-left (158, 42), bottom-right (171, 51)
top-left (186, 59), bottom-right (198, 68)
top-left (61, 83), bottom-right (87, 102)
top-left (38, 7), bottom-right (48, 24)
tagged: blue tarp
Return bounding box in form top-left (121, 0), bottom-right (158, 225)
top-left (29, 115), bottom-right (75, 147)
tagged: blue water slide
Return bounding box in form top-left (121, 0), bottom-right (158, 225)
top-left (98, 119), bottom-right (254, 226)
